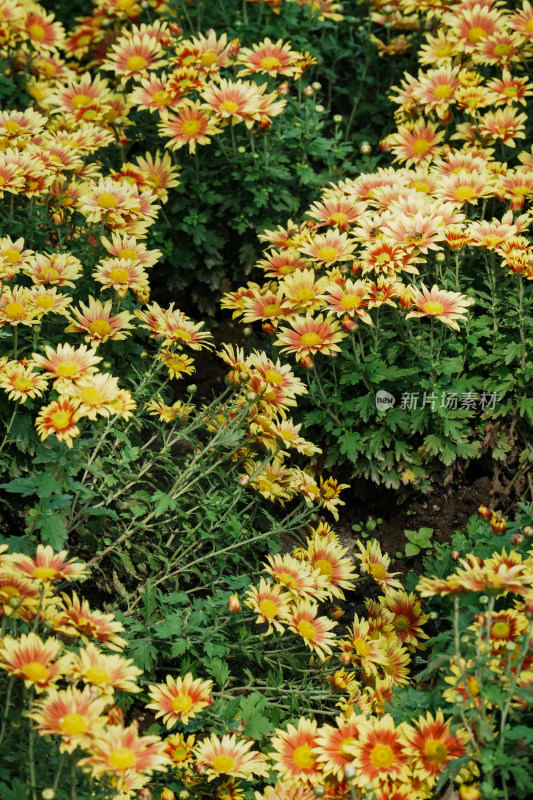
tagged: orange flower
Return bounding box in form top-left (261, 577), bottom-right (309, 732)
top-left (65, 296), bottom-right (135, 346)
top-left (322, 279), bottom-right (372, 323)
top-left (405, 711), bottom-right (468, 782)
top-left (276, 314), bottom-right (345, 360)
top-left (72, 642), bottom-right (142, 694)
top-left (78, 179), bottom-right (139, 225)
top-left (93, 258), bottom-right (149, 296)
top-left (25, 10), bottom-right (65, 51)
top-left (380, 590), bottom-right (430, 650)
top-left (347, 714), bottom-right (410, 787)
top-left (338, 614), bottom-right (388, 676)
top-left (389, 118), bottom-right (445, 166)
top-left (129, 73), bottom-right (185, 116)
top-left (0, 632), bottom-right (71, 691)
top-left (23, 252), bottom-right (82, 287)
top-left (31, 343), bottom-right (101, 389)
top-left (194, 733), bottom-right (270, 780)
top-left (11, 545), bottom-right (88, 583)
top-left (0, 572), bottom-right (40, 621)
top-left (29, 686), bottom-right (108, 753)
top-left (201, 78), bottom-right (263, 125)
top-left (281, 269), bottom-right (330, 313)
top-left (134, 150), bottom-right (181, 202)
top-left (0, 286), bottom-right (40, 327)
top-left (164, 733), bottom-right (196, 768)
top-left (244, 578), bottom-right (293, 635)
top-left (0, 361), bottom-right (48, 403)
top-left (355, 539), bottom-right (402, 590)
top-left (35, 397), bottom-right (82, 448)
top-left (307, 195), bottom-right (366, 231)
top-left (100, 232), bottom-right (162, 269)
top-left (146, 673), bottom-right (213, 728)
top-left (77, 720), bottom-right (168, 779)
top-left (307, 534), bottom-right (358, 599)
top-left (406, 284), bottom-right (475, 331)
top-left (63, 373), bottom-right (123, 420)
top-left (436, 171), bottom-right (494, 205)
top-left (299, 229), bottom-right (356, 264)
top-left (237, 38), bottom-right (301, 78)
top-left (285, 598), bottom-right (337, 659)
top-left (478, 107), bottom-right (528, 147)
top-left (314, 713), bottom-right (361, 780)
top-left (52, 592), bottom-right (127, 650)
top-left (103, 33), bottom-right (166, 79)
top-left (270, 718), bottom-right (322, 785)
top-left (159, 103), bottom-right (221, 154)
top-left (264, 553), bottom-right (328, 598)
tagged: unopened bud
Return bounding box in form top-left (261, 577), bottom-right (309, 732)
top-left (451, 549), bottom-right (460, 561)
top-left (237, 145), bottom-right (246, 153)
top-left (312, 82), bottom-right (322, 90)
top-left (239, 474), bottom-right (250, 486)
top-left (342, 315), bottom-right (358, 333)
top-left (42, 791), bottom-right (55, 800)
top-left (227, 594), bottom-right (241, 613)
top-left (314, 104), bottom-right (325, 113)
top-left (459, 785), bottom-right (481, 800)
top-left (161, 790), bottom-right (176, 800)
top-left (243, 326), bottom-right (253, 337)
top-left (313, 788), bottom-right (325, 798)
top-left (344, 763), bottom-right (356, 779)
top-left (333, 114), bottom-right (343, 123)
top-left (360, 142), bottom-right (371, 155)
top-left (490, 514), bottom-right (506, 534)
top-left (262, 321), bottom-right (275, 335)
top-left (523, 526), bottom-right (533, 537)
top-left (331, 605), bottom-right (345, 620)
top-left (186, 384), bottom-right (197, 394)
top-left (511, 533), bottom-right (524, 546)
top-left (477, 505), bottom-right (492, 519)
top-left (299, 355), bottom-right (314, 369)
top-left (137, 789), bottom-right (152, 800)
top-left (435, 251), bottom-right (446, 262)
top-left (113, 117), bottom-right (123, 127)
top-left (303, 85), bottom-right (314, 97)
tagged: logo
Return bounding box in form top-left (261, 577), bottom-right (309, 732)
top-left (375, 390), bottom-right (396, 411)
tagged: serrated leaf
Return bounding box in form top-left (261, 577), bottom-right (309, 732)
top-left (36, 514), bottom-right (68, 549)
top-left (205, 657), bottom-right (230, 688)
top-left (0, 477), bottom-right (36, 496)
top-left (151, 491), bottom-right (177, 518)
top-left (142, 579), bottom-right (157, 624)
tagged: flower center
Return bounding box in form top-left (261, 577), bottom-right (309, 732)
top-left (98, 193), bottom-right (118, 209)
top-left (22, 662), bottom-right (49, 682)
top-left (71, 94), bottom-right (93, 108)
top-left (527, 18), bottom-right (533, 32)
top-left (79, 386), bottom-right (103, 405)
top-left (317, 245), bottom-right (338, 262)
top-left (300, 332), bottom-right (322, 348)
top-left (13, 376), bottom-right (33, 392)
top-left (278, 571), bottom-right (297, 588)
top-left (56, 360), bottom-right (80, 378)
top-left (28, 23), bottom-right (46, 41)
top-left (151, 90), bottom-right (171, 105)
top-left (370, 743), bottom-right (395, 768)
top-left (119, 248), bottom-right (138, 261)
top-left (126, 55), bottom-right (148, 71)
top-left (88, 319), bottom-right (112, 337)
top-left (262, 303), bottom-right (282, 316)
top-left (292, 744), bottom-right (316, 770)
top-left (221, 99), bottom-right (239, 113)
top-left (264, 368), bottom-right (283, 386)
top-left (259, 598), bottom-right (278, 618)
top-left (491, 620), bottom-right (511, 639)
top-left (493, 43), bottom-right (511, 56)
top-left (170, 746), bottom-right (189, 762)
top-left (297, 619), bottom-right (317, 640)
top-left (33, 566), bottom-right (57, 580)
top-left (3, 301), bottom-right (24, 319)
top-left (339, 736), bottom-right (357, 758)
top-left (171, 694), bottom-right (193, 713)
top-left (3, 248), bottom-right (20, 264)
top-left (412, 180), bottom-right (430, 192)
top-left (423, 739), bottom-right (449, 764)
top-left (295, 287), bottom-right (315, 302)
top-left (109, 268), bottom-right (131, 283)
top-left (467, 26), bottom-right (487, 43)
top-left (3, 119), bottom-right (20, 133)
top-left (330, 211), bottom-right (348, 224)
top-left (512, 185), bottom-right (530, 196)
top-left (467, 676), bottom-right (480, 697)
top-left (34, 295), bottom-right (55, 309)
top-left (85, 665), bottom-right (111, 684)
top-left (211, 754), bottom-right (235, 772)
top-left (314, 558), bottom-right (334, 578)
top-left (340, 293), bottom-right (361, 309)
top-left (354, 638), bottom-right (370, 657)
top-left (200, 50), bottom-right (218, 67)
top-left (412, 138), bottom-right (431, 155)
top-left (394, 615), bottom-right (410, 631)
top-left (50, 409), bottom-right (72, 430)
top-left (260, 56), bottom-right (281, 70)
top-left (181, 119), bottom-right (202, 136)
top-left (436, 44), bottom-right (453, 57)
top-left (40, 267), bottom-right (59, 281)
top-left (109, 747), bottom-right (136, 770)
top-left (370, 563), bottom-right (387, 580)
top-left (434, 83), bottom-right (452, 99)
top-left (423, 300), bottom-right (444, 315)
top-left (60, 713), bottom-right (88, 736)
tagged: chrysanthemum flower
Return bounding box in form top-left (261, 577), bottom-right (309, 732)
top-left (442, 658), bottom-right (483, 708)
top-left (264, 553), bottom-right (328, 598)
top-left (78, 178), bottom-right (140, 225)
top-left (103, 33), bottom-right (166, 79)
top-left (245, 578), bottom-right (293, 635)
top-left (417, 66), bottom-right (461, 114)
top-left (509, 1), bottom-right (533, 39)
top-left (11, 545), bottom-right (88, 583)
top-left (307, 196), bottom-right (366, 231)
top-left (158, 350), bottom-right (195, 380)
top-left (52, 592), bottom-right (127, 650)
top-left (135, 302), bottom-right (213, 349)
top-left (446, 4), bottom-right (504, 52)
top-left (0, 286), bottom-right (40, 327)
top-left (31, 343), bottom-right (101, 390)
top-left (237, 38), bottom-right (301, 77)
top-left (470, 608), bottom-right (528, 649)
top-left (29, 686), bottom-right (108, 753)
top-left (496, 171), bottom-right (533, 210)
top-left (93, 258), bottom-right (149, 295)
top-left (62, 373), bottom-right (122, 420)
top-left (436, 171), bottom-right (495, 205)
top-left (339, 614), bottom-right (388, 675)
top-left (241, 287), bottom-right (295, 326)
top-left (255, 784), bottom-right (314, 800)
top-left (100, 233), bottom-right (162, 269)
top-left (48, 73), bottom-right (112, 114)
top-left (355, 540), bottom-right (403, 590)
top-left (379, 638), bottom-right (412, 687)
top-left (147, 397), bottom-right (195, 423)
top-left (159, 103), bottom-right (221, 154)
top-left (390, 118), bottom-right (445, 166)
top-left (478, 107), bottom-right (528, 147)
top-left (247, 456), bottom-right (299, 504)
top-left (276, 314), bottom-right (345, 361)
top-left (164, 732), bottom-right (196, 768)
top-left (270, 718), bottom-right (322, 785)
top-left (23, 252), bottom-right (82, 287)
top-left (134, 150), bottom-right (181, 202)
top-left (404, 710), bottom-right (468, 783)
top-left (314, 713), bottom-right (361, 780)
top-left (65, 296), bottom-right (134, 346)
top-left (0, 632), bottom-right (71, 691)
top-left (347, 713), bottom-right (410, 787)
top-left (299, 229), bottom-right (356, 264)
top-left (406, 284), bottom-right (475, 331)
top-left (24, 9), bottom-right (65, 50)
top-left (194, 733), bottom-right (270, 780)
top-left (321, 279), bottom-right (372, 323)
top-left (78, 720), bottom-right (168, 779)
top-left (146, 673), bottom-right (213, 728)
top-left (0, 361), bottom-right (48, 404)
top-left (72, 642), bottom-right (142, 694)
top-left (27, 286), bottom-right (72, 318)
top-left (285, 598), bottom-right (337, 659)
top-left (0, 571), bottom-right (40, 620)
top-left (201, 78), bottom-right (263, 125)
top-left (0, 236), bottom-right (33, 274)
top-left (380, 590), bottom-right (430, 650)
top-left (474, 31), bottom-right (522, 67)
top-left (129, 73), bottom-right (185, 116)
top-left (418, 31), bottom-right (459, 66)
top-left (467, 214), bottom-right (520, 248)
top-left (318, 476), bottom-right (349, 520)
top-left (306, 534), bottom-right (358, 598)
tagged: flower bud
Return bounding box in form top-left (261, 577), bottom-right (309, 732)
top-left (360, 142), bottom-right (371, 155)
top-left (300, 355), bottom-right (314, 369)
top-left (161, 790), bottom-right (176, 800)
top-left (451, 549), bottom-right (460, 561)
top-left (511, 533), bottom-right (524, 546)
top-left (186, 384), bottom-right (197, 394)
top-left (314, 105), bottom-right (325, 113)
top-left (106, 705), bottom-right (124, 725)
top-left (523, 526), bottom-right (533, 537)
top-left (262, 322), bottom-right (275, 335)
top-left (303, 85), bottom-right (314, 97)
top-left (239, 474), bottom-right (250, 486)
top-left (137, 790), bottom-right (152, 800)
top-left (312, 81), bottom-right (322, 90)
top-left (243, 326), bottom-right (253, 337)
top-left (379, 137), bottom-right (392, 152)
top-left (477, 505), bottom-right (492, 519)
top-left (237, 145), bottom-right (246, 153)
top-left (227, 594), bottom-right (241, 613)
top-left (344, 763), bottom-right (356, 779)
top-left (278, 80), bottom-right (289, 95)
top-left (342, 315), bottom-right (358, 333)
top-left (228, 38), bottom-right (240, 58)
top-left (459, 785), bottom-right (481, 800)
top-left (331, 605), bottom-right (345, 620)
top-left (333, 114), bottom-right (343, 123)
top-left (313, 788), bottom-right (325, 798)
top-left (195, 762), bottom-right (206, 775)
top-left (179, 792), bottom-right (191, 800)
top-left (490, 514), bottom-right (506, 534)
top-left (435, 251), bottom-right (446, 263)
top-left (42, 790), bottom-right (55, 800)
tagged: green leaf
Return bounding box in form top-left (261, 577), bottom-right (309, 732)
top-left (36, 514), bottom-right (68, 549)
top-left (405, 542), bottom-right (420, 558)
top-left (151, 491), bottom-right (177, 518)
top-left (142, 579), bottom-right (158, 624)
top-left (205, 657), bottom-right (230, 688)
top-left (0, 477), bottom-right (37, 497)
top-left (238, 692), bottom-right (273, 740)
top-left (0, 779), bottom-right (27, 800)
